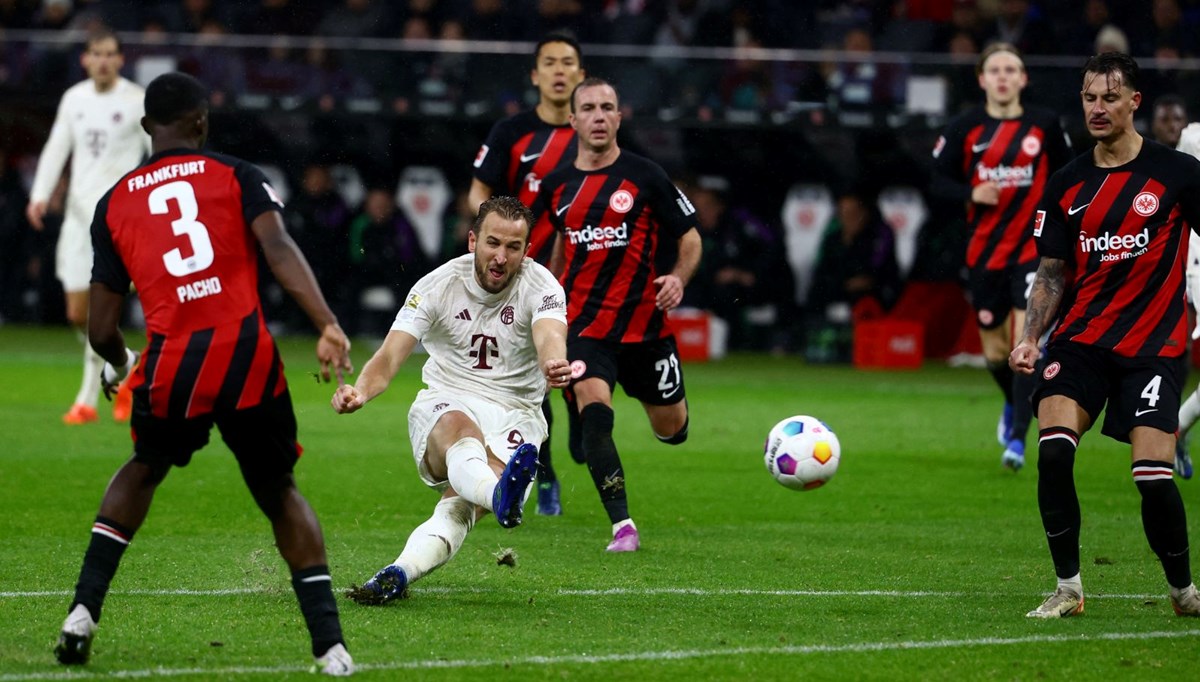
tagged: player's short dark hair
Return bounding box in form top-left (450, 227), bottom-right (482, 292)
top-left (85, 28), bottom-right (121, 53)
top-left (1154, 93), bottom-right (1187, 115)
top-left (474, 196), bottom-right (534, 238)
top-left (1083, 51), bottom-right (1139, 92)
top-left (144, 72), bottom-right (209, 125)
top-left (975, 42), bottom-right (1023, 76)
top-left (534, 32), bottom-right (582, 68)
top-left (570, 77), bottom-right (618, 113)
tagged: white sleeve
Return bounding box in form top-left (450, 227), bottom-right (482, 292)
top-left (28, 93), bottom-right (74, 203)
top-left (1178, 123), bottom-right (1200, 159)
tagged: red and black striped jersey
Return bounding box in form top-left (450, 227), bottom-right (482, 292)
top-left (472, 110), bottom-right (577, 262)
top-left (932, 105), bottom-right (1072, 270)
top-left (1035, 140), bottom-right (1200, 358)
top-left (536, 150), bottom-right (697, 343)
top-left (91, 148), bottom-right (288, 418)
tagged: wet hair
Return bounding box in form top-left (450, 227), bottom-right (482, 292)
top-left (534, 32), bottom-right (582, 68)
top-left (1083, 51), bottom-right (1139, 93)
top-left (144, 72), bottom-right (209, 125)
top-left (85, 28), bottom-right (121, 53)
top-left (976, 42), bottom-right (1023, 76)
top-left (570, 76), bottom-right (618, 113)
top-left (474, 196), bottom-right (533, 238)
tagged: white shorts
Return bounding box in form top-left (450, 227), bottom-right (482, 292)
top-left (407, 388), bottom-right (547, 490)
top-left (55, 201), bottom-right (94, 292)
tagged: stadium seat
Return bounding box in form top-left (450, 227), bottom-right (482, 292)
top-left (780, 183), bottom-right (834, 307)
top-left (396, 166), bottom-right (451, 260)
top-left (877, 185), bottom-right (927, 279)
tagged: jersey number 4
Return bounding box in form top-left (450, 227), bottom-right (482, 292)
top-left (151, 181), bottom-right (214, 277)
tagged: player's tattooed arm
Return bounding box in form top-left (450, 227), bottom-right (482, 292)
top-left (1011, 257), bottom-right (1065, 374)
top-left (1023, 257), bottom-right (1066, 343)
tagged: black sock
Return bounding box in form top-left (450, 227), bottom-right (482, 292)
top-left (565, 389), bottom-right (585, 465)
top-left (580, 403), bottom-right (628, 524)
top-left (1037, 428), bottom-right (1081, 579)
top-left (1010, 371), bottom-right (1036, 444)
top-left (1133, 460), bottom-right (1193, 589)
top-left (537, 396), bottom-right (557, 484)
top-left (71, 516), bottom-right (135, 623)
top-left (292, 565), bottom-right (344, 657)
top-left (987, 359), bottom-right (1015, 405)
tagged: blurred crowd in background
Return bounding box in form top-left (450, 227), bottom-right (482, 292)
top-left (3, 0), bottom-right (1200, 359)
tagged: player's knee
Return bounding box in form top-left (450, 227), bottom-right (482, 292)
top-left (246, 472), bottom-right (296, 519)
top-left (655, 415), bottom-right (689, 445)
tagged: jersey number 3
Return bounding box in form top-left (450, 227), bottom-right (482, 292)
top-left (151, 181), bottom-right (214, 277)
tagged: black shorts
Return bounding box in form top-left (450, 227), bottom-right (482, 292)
top-left (1033, 341), bottom-right (1183, 443)
top-left (968, 261), bottom-right (1038, 329)
top-left (131, 389), bottom-right (301, 484)
top-left (568, 335), bottom-right (686, 406)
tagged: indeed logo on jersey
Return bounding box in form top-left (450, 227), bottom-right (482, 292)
top-left (567, 223), bottom-right (630, 251)
top-left (976, 163), bottom-right (1033, 188)
top-left (1079, 228), bottom-right (1151, 262)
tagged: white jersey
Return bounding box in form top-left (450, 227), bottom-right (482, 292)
top-left (392, 254), bottom-right (568, 411)
top-left (29, 76), bottom-right (150, 220)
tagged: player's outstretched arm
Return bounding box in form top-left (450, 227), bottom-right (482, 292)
top-left (655, 227), bottom-right (701, 311)
top-left (332, 330), bottom-right (418, 414)
top-left (533, 318), bottom-right (570, 389)
top-left (251, 210), bottom-right (351, 381)
top-left (547, 233), bottom-right (567, 279)
top-left (1011, 257), bottom-right (1065, 374)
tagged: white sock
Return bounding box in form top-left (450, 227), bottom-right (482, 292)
top-left (74, 343), bottom-right (104, 408)
top-left (1180, 389), bottom-right (1200, 437)
top-left (1057, 573), bottom-right (1083, 595)
top-left (612, 518), bottom-right (636, 535)
top-left (445, 437), bottom-right (497, 510)
top-left (394, 496), bottom-right (474, 584)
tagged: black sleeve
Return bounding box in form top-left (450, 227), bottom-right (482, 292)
top-left (647, 165), bottom-right (696, 240)
top-left (233, 159), bottom-right (285, 227)
top-left (929, 117), bottom-right (972, 204)
top-left (1179, 155), bottom-right (1200, 233)
top-left (89, 192), bottom-right (130, 293)
top-left (472, 118), bottom-right (513, 190)
top-left (1034, 169), bottom-right (1071, 260)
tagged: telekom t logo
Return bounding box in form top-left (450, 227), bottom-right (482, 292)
top-left (470, 334), bottom-right (498, 369)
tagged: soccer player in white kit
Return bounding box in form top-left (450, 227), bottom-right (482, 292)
top-left (331, 196), bottom-right (571, 604)
top-left (26, 30), bottom-right (151, 425)
top-left (1171, 122), bottom-right (1200, 479)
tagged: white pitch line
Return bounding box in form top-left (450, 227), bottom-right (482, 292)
top-left (0, 629), bottom-right (1197, 681)
top-left (0, 586), bottom-right (1165, 600)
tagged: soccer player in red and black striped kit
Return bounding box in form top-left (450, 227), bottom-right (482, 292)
top-left (538, 78), bottom-right (702, 552)
top-left (54, 73), bottom-right (355, 674)
top-left (1012, 52), bottom-right (1200, 618)
top-left (932, 43), bottom-right (1072, 471)
top-left (469, 33), bottom-right (586, 516)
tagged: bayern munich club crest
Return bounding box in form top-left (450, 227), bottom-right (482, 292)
top-left (609, 189), bottom-right (634, 213)
top-left (1021, 134), bottom-right (1041, 157)
top-left (1043, 361), bottom-right (1061, 380)
top-left (978, 309), bottom-right (995, 327)
top-left (1133, 192), bottom-right (1159, 217)
top-left (501, 305), bottom-right (514, 325)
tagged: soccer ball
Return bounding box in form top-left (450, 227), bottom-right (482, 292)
top-left (763, 415), bottom-right (840, 491)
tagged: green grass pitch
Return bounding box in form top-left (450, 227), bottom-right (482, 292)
top-left (0, 324), bottom-right (1197, 680)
